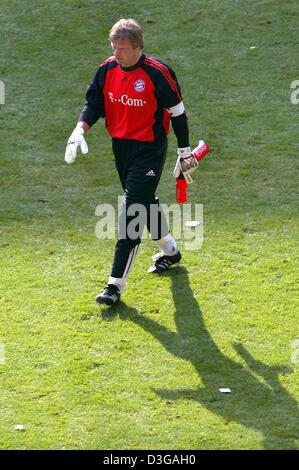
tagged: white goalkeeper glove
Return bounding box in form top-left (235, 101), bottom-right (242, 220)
top-left (64, 126), bottom-right (88, 164)
top-left (173, 146), bottom-right (198, 184)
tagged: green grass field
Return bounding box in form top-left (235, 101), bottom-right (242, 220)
top-left (0, 0), bottom-right (298, 450)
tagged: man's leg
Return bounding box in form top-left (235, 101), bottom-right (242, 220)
top-left (96, 139), bottom-right (180, 305)
top-left (108, 190), bottom-right (144, 293)
top-left (146, 197), bottom-right (181, 274)
top-left (96, 139), bottom-right (149, 305)
top-left (146, 195), bottom-right (179, 256)
top-left (96, 191), bottom-right (143, 305)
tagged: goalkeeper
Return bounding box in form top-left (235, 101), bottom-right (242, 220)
top-left (65, 18), bottom-right (197, 306)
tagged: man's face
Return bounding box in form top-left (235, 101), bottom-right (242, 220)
top-left (111, 38), bottom-right (141, 68)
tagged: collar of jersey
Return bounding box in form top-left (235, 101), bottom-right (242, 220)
top-left (119, 53), bottom-right (145, 72)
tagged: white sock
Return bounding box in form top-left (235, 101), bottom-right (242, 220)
top-left (156, 233), bottom-right (178, 256)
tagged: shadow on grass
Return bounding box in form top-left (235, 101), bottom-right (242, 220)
top-left (102, 267), bottom-right (298, 449)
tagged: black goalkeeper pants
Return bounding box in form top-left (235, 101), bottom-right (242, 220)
top-left (111, 138), bottom-right (169, 279)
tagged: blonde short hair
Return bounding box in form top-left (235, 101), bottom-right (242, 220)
top-left (109, 18), bottom-right (144, 49)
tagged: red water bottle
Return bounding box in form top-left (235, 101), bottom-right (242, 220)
top-left (192, 140), bottom-right (209, 162)
top-left (176, 175), bottom-right (188, 203)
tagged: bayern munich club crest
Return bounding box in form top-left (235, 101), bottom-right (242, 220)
top-left (134, 79), bottom-right (145, 92)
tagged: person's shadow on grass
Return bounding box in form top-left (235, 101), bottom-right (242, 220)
top-left (102, 266), bottom-right (298, 449)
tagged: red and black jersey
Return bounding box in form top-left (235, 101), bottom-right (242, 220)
top-left (80, 54), bottom-right (185, 143)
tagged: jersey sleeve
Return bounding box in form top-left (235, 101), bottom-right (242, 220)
top-left (155, 65), bottom-right (183, 110)
top-left (155, 64), bottom-right (189, 147)
top-left (79, 67), bottom-right (106, 127)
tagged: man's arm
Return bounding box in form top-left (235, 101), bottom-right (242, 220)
top-left (153, 63), bottom-right (198, 180)
top-left (78, 68), bottom-right (105, 127)
top-left (65, 68), bottom-right (104, 164)
top-left (169, 104), bottom-right (198, 182)
top-left (170, 110), bottom-right (189, 148)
